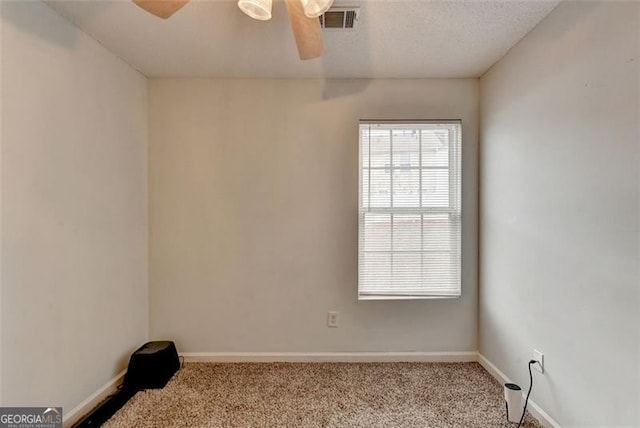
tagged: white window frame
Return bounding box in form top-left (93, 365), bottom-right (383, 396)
top-left (358, 120), bottom-right (462, 300)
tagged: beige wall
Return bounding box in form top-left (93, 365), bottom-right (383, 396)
top-left (1, 1), bottom-right (148, 412)
top-left (479, 1), bottom-right (640, 426)
top-left (149, 78), bottom-right (478, 353)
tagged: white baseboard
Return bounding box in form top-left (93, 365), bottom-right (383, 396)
top-left (477, 353), bottom-right (561, 428)
top-left (180, 351), bottom-right (478, 363)
top-left (63, 369), bottom-right (126, 428)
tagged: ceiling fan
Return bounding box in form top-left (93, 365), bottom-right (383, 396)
top-left (132, 0), bottom-right (333, 60)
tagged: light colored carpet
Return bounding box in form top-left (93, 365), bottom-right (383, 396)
top-left (104, 362), bottom-right (543, 427)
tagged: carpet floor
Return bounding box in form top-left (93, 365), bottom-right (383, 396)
top-left (104, 362), bottom-right (543, 427)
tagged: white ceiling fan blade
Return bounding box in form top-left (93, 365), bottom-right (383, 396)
top-left (285, 0), bottom-right (325, 60)
top-left (132, 0), bottom-right (190, 19)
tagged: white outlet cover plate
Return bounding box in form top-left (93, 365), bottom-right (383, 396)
top-left (327, 311), bottom-right (339, 328)
top-left (533, 349), bottom-right (544, 373)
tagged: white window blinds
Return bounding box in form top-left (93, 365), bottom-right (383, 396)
top-left (358, 121), bottom-right (462, 299)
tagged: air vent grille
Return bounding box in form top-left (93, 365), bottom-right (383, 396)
top-left (345, 10), bottom-right (356, 28)
top-left (319, 7), bottom-right (359, 30)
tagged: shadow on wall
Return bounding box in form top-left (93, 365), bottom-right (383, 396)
top-left (1, 1), bottom-right (80, 48)
top-left (482, 0), bottom-right (603, 122)
top-left (321, 78), bottom-right (371, 100)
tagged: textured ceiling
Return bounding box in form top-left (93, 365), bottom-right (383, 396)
top-left (46, 0), bottom-right (560, 78)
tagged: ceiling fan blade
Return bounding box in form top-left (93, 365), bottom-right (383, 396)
top-left (285, 0), bottom-right (325, 60)
top-left (132, 0), bottom-right (190, 19)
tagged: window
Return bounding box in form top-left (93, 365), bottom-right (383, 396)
top-left (358, 121), bottom-right (462, 299)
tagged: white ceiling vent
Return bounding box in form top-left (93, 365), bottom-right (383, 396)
top-left (319, 7), bottom-right (360, 30)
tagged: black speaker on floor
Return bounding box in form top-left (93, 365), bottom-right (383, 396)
top-left (125, 341), bottom-right (180, 390)
top-left (72, 341), bottom-right (180, 428)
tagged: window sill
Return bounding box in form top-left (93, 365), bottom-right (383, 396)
top-left (358, 294), bottom-right (461, 301)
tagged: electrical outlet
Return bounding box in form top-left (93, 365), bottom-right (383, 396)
top-left (533, 349), bottom-right (544, 374)
top-left (327, 311), bottom-right (339, 328)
